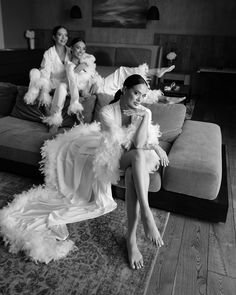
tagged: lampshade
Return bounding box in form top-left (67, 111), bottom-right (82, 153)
top-left (70, 5), bottom-right (82, 19)
top-left (147, 6), bottom-right (160, 20)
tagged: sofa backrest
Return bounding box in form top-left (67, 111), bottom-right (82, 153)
top-left (0, 82), bottom-right (18, 117)
top-left (143, 102), bottom-right (187, 143)
top-left (86, 43), bottom-right (162, 69)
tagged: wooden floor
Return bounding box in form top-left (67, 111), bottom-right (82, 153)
top-left (146, 91), bottom-right (236, 294)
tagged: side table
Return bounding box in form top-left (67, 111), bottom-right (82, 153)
top-left (159, 83), bottom-right (191, 104)
top-left (158, 72), bottom-right (191, 104)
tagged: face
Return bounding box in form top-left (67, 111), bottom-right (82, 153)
top-left (53, 28), bottom-right (68, 46)
top-left (124, 84), bottom-right (148, 109)
top-left (72, 41), bottom-right (86, 59)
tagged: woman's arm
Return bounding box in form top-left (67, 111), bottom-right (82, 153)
top-left (123, 107), bottom-right (151, 149)
top-left (152, 144), bottom-right (169, 167)
top-left (40, 50), bottom-right (53, 80)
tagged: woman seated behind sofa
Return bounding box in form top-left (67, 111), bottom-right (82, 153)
top-left (0, 74), bottom-right (168, 270)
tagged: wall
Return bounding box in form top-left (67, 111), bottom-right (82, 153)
top-left (1, 0), bottom-right (32, 49)
top-left (30, 0), bottom-right (236, 45)
top-left (0, 0), bottom-right (5, 48)
top-left (1, 0), bottom-right (236, 48)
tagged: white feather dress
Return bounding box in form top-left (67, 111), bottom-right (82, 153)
top-left (0, 102), bottom-right (160, 263)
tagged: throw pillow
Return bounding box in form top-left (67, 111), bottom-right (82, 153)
top-left (81, 95), bottom-right (97, 124)
top-left (11, 87), bottom-right (97, 126)
top-left (143, 102), bottom-right (186, 143)
top-left (61, 95), bottom-right (97, 126)
top-left (11, 86), bottom-right (44, 123)
top-left (0, 82), bottom-right (18, 116)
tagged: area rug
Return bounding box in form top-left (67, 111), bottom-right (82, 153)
top-left (0, 172), bottom-right (169, 295)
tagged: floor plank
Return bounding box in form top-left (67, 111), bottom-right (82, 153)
top-left (208, 145), bottom-right (236, 278)
top-left (172, 218), bottom-right (209, 295)
top-left (207, 271), bottom-right (236, 295)
top-left (145, 214), bottom-right (185, 295)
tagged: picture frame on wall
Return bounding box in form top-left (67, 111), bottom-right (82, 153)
top-left (92, 0), bottom-right (147, 28)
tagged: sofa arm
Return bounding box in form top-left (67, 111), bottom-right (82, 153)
top-left (162, 120), bottom-right (222, 200)
top-left (0, 82), bottom-right (18, 116)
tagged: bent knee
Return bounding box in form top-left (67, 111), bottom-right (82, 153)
top-left (29, 68), bottom-right (41, 80)
top-left (57, 83), bottom-right (68, 94)
top-left (59, 82), bottom-right (68, 90)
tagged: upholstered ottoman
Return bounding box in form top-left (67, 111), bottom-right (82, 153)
top-left (162, 120), bottom-right (222, 200)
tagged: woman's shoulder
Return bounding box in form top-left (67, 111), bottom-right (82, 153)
top-left (100, 101), bottom-right (119, 116)
top-left (101, 101), bottom-right (116, 112)
top-left (43, 46), bottom-right (56, 58)
top-left (140, 104), bottom-right (151, 113)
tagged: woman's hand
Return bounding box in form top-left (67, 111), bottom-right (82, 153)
top-left (155, 145), bottom-right (169, 167)
top-left (123, 108), bottom-right (149, 119)
top-left (89, 83), bottom-right (99, 94)
top-left (74, 62), bottom-right (87, 73)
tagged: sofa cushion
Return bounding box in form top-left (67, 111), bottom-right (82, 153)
top-left (143, 103), bottom-right (186, 143)
top-left (0, 82), bottom-right (18, 116)
top-left (96, 66), bottom-right (118, 78)
top-left (86, 46), bottom-right (116, 66)
top-left (162, 120), bottom-right (222, 200)
top-left (0, 116), bottom-right (52, 165)
top-left (11, 86), bottom-right (45, 123)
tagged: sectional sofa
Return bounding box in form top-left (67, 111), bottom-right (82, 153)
top-left (0, 42), bottom-right (228, 222)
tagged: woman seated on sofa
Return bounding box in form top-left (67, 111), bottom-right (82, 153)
top-left (0, 74), bottom-right (168, 270)
top-left (24, 25), bottom-right (71, 108)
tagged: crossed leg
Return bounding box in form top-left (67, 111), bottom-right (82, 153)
top-left (120, 149), bottom-right (163, 270)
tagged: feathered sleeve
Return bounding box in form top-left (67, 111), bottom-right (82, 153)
top-left (145, 107), bottom-right (162, 147)
top-left (93, 105), bottom-right (126, 184)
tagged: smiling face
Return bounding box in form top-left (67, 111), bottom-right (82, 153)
top-left (53, 27), bottom-right (68, 46)
top-left (123, 83), bottom-right (148, 109)
top-left (72, 41), bottom-right (86, 59)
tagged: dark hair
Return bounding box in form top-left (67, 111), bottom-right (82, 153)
top-left (52, 25), bottom-right (68, 37)
top-left (109, 74), bottom-right (148, 104)
top-left (70, 37), bottom-right (86, 47)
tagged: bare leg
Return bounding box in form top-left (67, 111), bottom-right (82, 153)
top-left (148, 65), bottom-right (175, 78)
top-left (125, 167), bottom-right (143, 270)
top-left (43, 82), bottom-right (68, 133)
top-left (120, 150), bottom-right (163, 247)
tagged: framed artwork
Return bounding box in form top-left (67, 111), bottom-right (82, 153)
top-left (92, 0), bottom-right (147, 28)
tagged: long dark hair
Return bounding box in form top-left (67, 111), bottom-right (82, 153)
top-left (70, 37), bottom-right (86, 48)
top-left (52, 25), bottom-right (68, 37)
top-left (109, 74), bottom-right (148, 104)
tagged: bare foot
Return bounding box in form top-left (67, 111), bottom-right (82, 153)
top-left (157, 65), bottom-right (175, 78)
top-left (141, 209), bottom-right (164, 247)
top-left (126, 238), bottom-right (143, 270)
